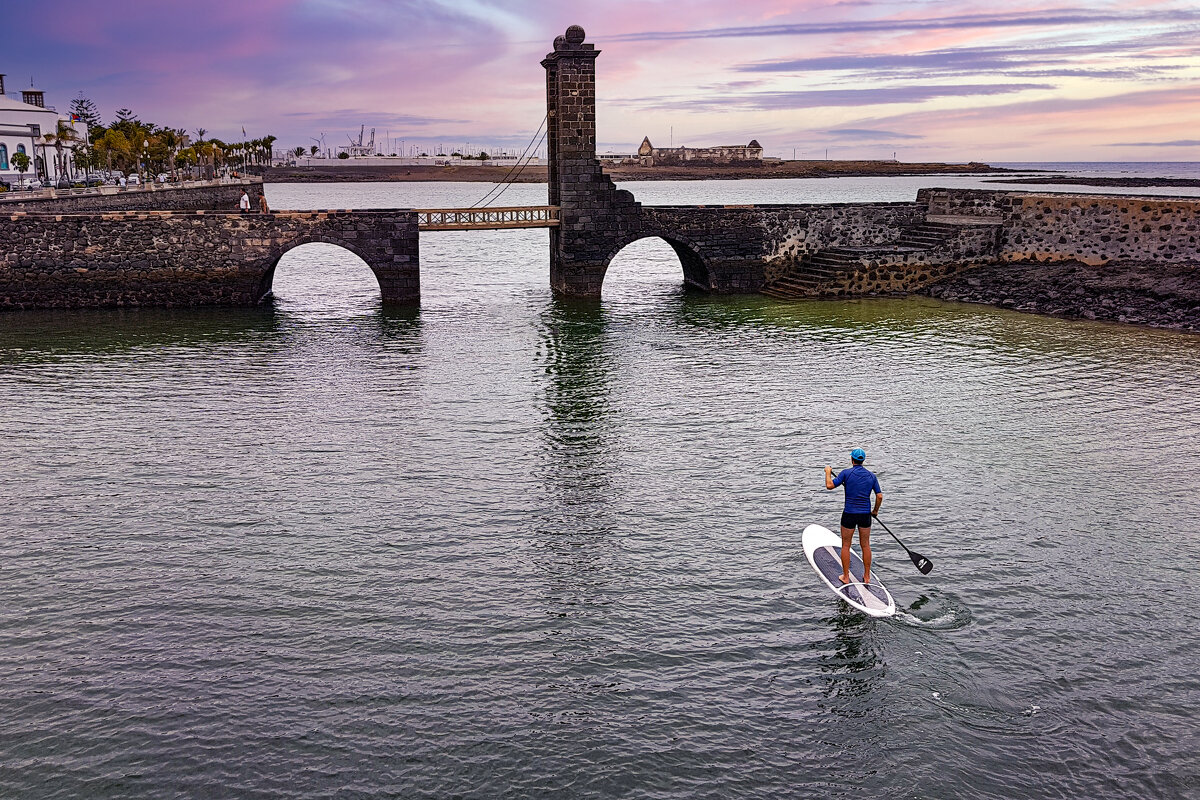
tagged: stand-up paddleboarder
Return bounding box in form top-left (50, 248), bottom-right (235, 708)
top-left (824, 448), bottom-right (883, 585)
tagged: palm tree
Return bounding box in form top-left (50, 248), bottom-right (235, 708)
top-left (160, 128), bottom-right (181, 181)
top-left (292, 146), bottom-right (305, 160)
top-left (40, 133), bottom-right (59, 185)
top-left (45, 120), bottom-right (80, 183)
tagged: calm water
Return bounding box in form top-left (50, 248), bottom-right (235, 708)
top-left (1, 178), bottom-right (1198, 799)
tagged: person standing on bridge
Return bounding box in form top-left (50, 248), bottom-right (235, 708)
top-left (239, 190), bottom-right (250, 213)
top-left (258, 192), bottom-right (269, 213)
top-left (824, 448), bottom-right (883, 586)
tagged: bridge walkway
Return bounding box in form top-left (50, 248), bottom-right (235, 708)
top-left (415, 206), bottom-right (558, 231)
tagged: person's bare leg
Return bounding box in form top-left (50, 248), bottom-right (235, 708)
top-left (860, 526), bottom-right (872, 584)
top-left (839, 526), bottom-right (854, 583)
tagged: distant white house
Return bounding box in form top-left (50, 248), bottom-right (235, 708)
top-left (0, 74), bottom-right (79, 186)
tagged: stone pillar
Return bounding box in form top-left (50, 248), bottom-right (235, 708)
top-left (542, 25), bottom-right (641, 297)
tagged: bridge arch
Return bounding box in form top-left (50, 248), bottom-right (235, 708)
top-left (601, 233), bottom-right (713, 294)
top-left (258, 236), bottom-right (384, 303)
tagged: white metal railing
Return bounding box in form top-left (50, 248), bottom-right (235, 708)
top-left (415, 205), bottom-right (560, 231)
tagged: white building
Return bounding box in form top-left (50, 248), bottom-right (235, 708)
top-left (0, 74), bottom-right (79, 186)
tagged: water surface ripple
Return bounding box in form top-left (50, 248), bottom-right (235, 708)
top-left (0, 180), bottom-right (1197, 799)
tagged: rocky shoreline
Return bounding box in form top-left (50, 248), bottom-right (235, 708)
top-left (920, 260), bottom-right (1200, 332)
top-left (985, 176), bottom-right (1200, 189)
top-left (262, 160), bottom-right (1008, 184)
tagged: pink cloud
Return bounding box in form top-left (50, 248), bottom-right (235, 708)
top-left (12, 0), bottom-right (1200, 159)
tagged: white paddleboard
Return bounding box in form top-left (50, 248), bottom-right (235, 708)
top-left (803, 523), bottom-right (896, 618)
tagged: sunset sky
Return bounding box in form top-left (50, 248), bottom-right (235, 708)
top-left (7, 0), bottom-right (1200, 161)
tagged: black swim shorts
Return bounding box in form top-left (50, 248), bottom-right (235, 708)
top-left (840, 511), bottom-right (873, 530)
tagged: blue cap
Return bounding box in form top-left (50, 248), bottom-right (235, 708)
top-left (851, 448), bottom-right (866, 462)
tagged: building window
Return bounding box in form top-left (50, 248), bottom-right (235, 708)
top-left (16, 144), bottom-right (26, 155)
top-left (0, 144), bottom-right (7, 171)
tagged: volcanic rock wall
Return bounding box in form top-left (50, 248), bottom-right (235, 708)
top-left (0, 209), bottom-right (419, 309)
top-left (0, 181), bottom-right (260, 214)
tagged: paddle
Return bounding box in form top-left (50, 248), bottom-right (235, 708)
top-left (874, 517), bottom-right (934, 574)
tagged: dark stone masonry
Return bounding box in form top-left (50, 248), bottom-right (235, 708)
top-left (0, 209), bottom-right (418, 309)
top-left (0, 180), bottom-right (258, 214)
top-left (543, 27), bottom-right (1199, 328)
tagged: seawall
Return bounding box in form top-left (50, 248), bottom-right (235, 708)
top-left (907, 189), bottom-right (1200, 330)
top-left (0, 181), bottom-right (1195, 324)
top-left (0, 180), bottom-right (260, 214)
top-left (0, 209), bottom-right (419, 309)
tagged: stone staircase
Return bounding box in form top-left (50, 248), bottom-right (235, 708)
top-left (895, 219), bottom-right (964, 249)
top-left (762, 216), bottom-right (999, 299)
top-left (761, 248), bottom-right (868, 299)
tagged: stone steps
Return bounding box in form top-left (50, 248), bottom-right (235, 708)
top-left (895, 222), bottom-right (957, 249)
top-left (761, 215), bottom-right (1001, 300)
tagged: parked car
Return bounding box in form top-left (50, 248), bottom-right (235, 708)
top-left (126, 174), bottom-right (141, 186)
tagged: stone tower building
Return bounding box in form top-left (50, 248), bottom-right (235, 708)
top-left (540, 25), bottom-right (770, 297)
top-left (541, 25), bottom-right (642, 296)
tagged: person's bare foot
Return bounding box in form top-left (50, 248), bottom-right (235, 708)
top-left (838, 574), bottom-right (851, 585)
top-left (862, 574), bottom-right (871, 585)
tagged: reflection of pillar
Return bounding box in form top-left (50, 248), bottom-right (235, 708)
top-left (536, 298), bottom-right (615, 523)
top-left (542, 26), bottom-right (642, 298)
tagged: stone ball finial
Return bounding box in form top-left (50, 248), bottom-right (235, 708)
top-left (565, 25), bottom-right (586, 44)
top-left (553, 35), bottom-right (567, 51)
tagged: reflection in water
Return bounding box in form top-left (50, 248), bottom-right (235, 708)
top-left (3, 181), bottom-right (1200, 799)
top-left (531, 297), bottom-right (623, 705)
top-left (535, 297), bottom-right (617, 536)
top-left (261, 241), bottom-right (426, 382)
top-left (814, 606), bottom-right (883, 707)
top-left (0, 306), bottom-right (281, 365)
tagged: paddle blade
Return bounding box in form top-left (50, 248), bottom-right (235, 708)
top-left (911, 552), bottom-right (934, 574)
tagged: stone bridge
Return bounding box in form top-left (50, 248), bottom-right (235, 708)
top-left (1, 25), bottom-right (1194, 310)
top-left (0, 209), bottom-right (419, 308)
top-left (542, 26), bottom-right (1000, 298)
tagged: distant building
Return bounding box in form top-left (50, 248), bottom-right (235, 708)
top-left (0, 74), bottom-right (79, 186)
top-left (637, 136), bottom-right (763, 166)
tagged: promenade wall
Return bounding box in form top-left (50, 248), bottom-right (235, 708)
top-left (0, 209), bottom-right (418, 309)
top-left (1001, 194), bottom-right (1200, 265)
top-left (0, 180), bottom-right (259, 213)
top-left (917, 188), bottom-right (1200, 264)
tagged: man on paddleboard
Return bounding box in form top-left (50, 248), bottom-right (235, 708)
top-left (824, 448), bottom-right (883, 585)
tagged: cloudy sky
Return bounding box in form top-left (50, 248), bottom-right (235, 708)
top-left (7, 0), bottom-right (1200, 161)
